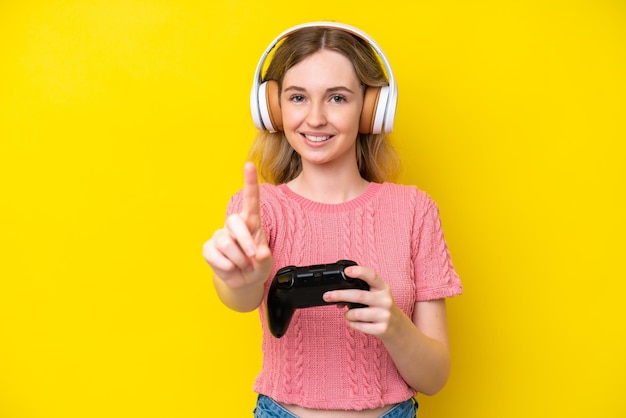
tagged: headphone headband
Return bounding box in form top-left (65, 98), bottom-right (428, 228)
top-left (250, 21), bottom-right (397, 134)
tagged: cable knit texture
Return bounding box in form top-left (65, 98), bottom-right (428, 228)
top-left (226, 182), bottom-right (463, 411)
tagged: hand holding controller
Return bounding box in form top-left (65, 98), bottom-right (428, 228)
top-left (267, 260), bottom-right (369, 338)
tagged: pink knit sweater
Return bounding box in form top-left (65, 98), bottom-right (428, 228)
top-left (226, 182), bottom-right (462, 410)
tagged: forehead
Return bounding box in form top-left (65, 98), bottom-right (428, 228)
top-left (282, 49), bottom-right (360, 87)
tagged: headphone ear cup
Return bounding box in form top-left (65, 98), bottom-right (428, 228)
top-left (258, 80), bottom-right (282, 132)
top-left (359, 87), bottom-right (381, 134)
top-left (371, 86), bottom-right (390, 134)
top-left (266, 80), bottom-right (282, 131)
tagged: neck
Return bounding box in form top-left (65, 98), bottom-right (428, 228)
top-left (288, 162), bottom-right (369, 204)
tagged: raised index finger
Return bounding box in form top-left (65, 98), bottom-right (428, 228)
top-left (241, 162), bottom-right (261, 229)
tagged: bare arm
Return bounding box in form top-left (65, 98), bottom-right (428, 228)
top-left (324, 266), bottom-right (452, 395)
top-left (202, 162), bottom-right (273, 312)
top-left (381, 299), bottom-right (451, 395)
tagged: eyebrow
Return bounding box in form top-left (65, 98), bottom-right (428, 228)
top-left (283, 85), bottom-right (356, 94)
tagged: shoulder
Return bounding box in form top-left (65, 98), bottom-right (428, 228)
top-left (259, 183), bottom-right (288, 207)
top-left (259, 182), bottom-right (283, 196)
top-left (378, 182), bottom-right (436, 210)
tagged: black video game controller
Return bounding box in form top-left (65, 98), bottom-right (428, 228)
top-left (266, 260), bottom-right (370, 338)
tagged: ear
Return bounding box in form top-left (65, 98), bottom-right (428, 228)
top-left (359, 87), bottom-right (381, 134)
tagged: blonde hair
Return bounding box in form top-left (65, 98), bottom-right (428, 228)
top-left (249, 26), bottom-right (400, 185)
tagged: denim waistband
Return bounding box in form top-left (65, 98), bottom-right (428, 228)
top-left (253, 394), bottom-right (418, 417)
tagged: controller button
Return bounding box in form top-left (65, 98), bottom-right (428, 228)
top-left (277, 273), bottom-right (294, 288)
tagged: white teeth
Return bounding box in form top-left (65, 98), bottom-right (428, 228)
top-left (304, 134), bottom-right (330, 142)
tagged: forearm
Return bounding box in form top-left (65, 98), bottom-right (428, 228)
top-left (212, 274), bottom-right (266, 312)
top-left (382, 306), bottom-right (451, 395)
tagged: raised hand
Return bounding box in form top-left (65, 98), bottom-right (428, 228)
top-left (203, 162), bottom-right (273, 291)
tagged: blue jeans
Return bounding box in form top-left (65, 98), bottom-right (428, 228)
top-left (253, 394), bottom-right (418, 417)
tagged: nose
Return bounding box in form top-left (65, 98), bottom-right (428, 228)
top-left (306, 101), bottom-right (327, 127)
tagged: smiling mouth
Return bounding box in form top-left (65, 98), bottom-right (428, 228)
top-left (303, 134), bottom-right (331, 142)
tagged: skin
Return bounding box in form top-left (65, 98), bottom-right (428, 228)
top-left (203, 50), bottom-right (452, 417)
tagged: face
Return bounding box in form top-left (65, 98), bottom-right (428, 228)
top-left (280, 49), bottom-right (364, 170)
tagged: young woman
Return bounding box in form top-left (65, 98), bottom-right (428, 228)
top-left (203, 22), bottom-right (463, 417)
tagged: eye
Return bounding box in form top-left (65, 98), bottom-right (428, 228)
top-left (289, 94), bottom-right (305, 103)
top-left (330, 95), bottom-right (347, 103)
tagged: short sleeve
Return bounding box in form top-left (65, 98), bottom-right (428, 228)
top-left (412, 192), bottom-right (463, 301)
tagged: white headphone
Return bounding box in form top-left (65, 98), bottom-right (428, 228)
top-left (249, 21), bottom-right (397, 134)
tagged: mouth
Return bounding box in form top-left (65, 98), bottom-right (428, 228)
top-left (302, 134), bottom-right (332, 143)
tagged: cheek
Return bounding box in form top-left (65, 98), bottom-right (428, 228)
top-left (283, 131), bottom-right (302, 154)
top-left (280, 111), bottom-right (300, 143)
top-left (333, 107), bottom-right (362, 132)
top-left (280, 104), bottom-right (301, 130)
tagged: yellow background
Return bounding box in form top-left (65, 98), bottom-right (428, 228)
top-left (1, 1), bottom-right (624, 417)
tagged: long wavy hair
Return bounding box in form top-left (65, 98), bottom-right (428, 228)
top-left (249, 26), bottom-right (400, 185)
